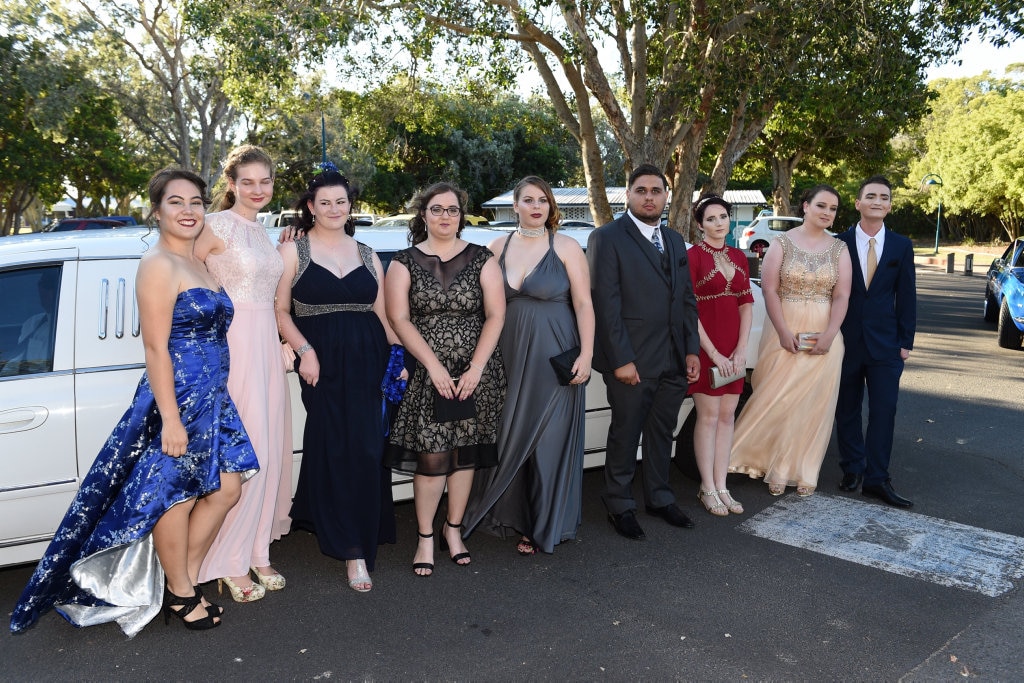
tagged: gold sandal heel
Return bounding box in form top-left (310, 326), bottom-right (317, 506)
top-left (698, 489), bottom-right (729, 516)
top-left (716, 489), bottom-right (744, 514)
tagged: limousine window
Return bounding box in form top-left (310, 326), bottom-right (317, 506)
top-left (0, 266), bottom-right (61, 377)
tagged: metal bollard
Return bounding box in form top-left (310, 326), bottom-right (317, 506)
top-left (946, 253), bottom-right (955, 273)
top-left (964, 253), bottom-right (973, 276)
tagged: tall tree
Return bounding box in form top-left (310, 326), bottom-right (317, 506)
top-left (907, 74), bottom-right (1024, 241)
top-left (63, 0), bottom-right (240, 184)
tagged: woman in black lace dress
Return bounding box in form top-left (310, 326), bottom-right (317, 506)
top-left (383, 182), bottom-right (506, 576)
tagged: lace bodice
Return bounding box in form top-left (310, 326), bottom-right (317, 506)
top-left (777, 233), bottom-right (846, 304)
top-left (204, 211), bottom-right (284, 304)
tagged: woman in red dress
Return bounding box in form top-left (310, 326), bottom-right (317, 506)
top-left (687, 195), bottom-right (754, 516)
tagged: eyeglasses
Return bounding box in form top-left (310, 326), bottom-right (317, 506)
top-left (428, 205), bottom-right (462, 217)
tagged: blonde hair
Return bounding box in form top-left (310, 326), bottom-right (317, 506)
top-left (215, 145), bottom-right (274, 211)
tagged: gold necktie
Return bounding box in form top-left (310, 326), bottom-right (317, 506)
top-left (866, 237), bottom-right (877, 287)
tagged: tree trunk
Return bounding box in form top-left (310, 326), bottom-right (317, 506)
top-left (769, 152), bottom-right (802, 216)
top-left (669, 121), bottom-right (710, 243)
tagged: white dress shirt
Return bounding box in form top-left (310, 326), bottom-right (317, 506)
top-left (854, 223), bottom-right (887, 284)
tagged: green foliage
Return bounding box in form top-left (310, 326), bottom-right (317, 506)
top-left (906, 74), bottom-right (1024, 240)
top-left (253, 77), bottom-right (581, 213)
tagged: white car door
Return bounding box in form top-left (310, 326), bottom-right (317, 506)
top-left (0, 256), bottom-right (79, 566)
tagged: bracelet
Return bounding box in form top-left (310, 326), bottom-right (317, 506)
top-left (469, 361), bottom-right (485, 372)
top-left (296, 343), bottom-right (313, 356)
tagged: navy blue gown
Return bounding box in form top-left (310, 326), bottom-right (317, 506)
top-left (288, 238), bottom-right (396, 571)
top-left (9, 287), bottom-right (259, 637)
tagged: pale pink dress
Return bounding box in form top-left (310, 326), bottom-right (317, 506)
top-left (198, 210), bottom-right (292, 580)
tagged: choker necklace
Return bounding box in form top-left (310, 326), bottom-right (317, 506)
top-left (517, 225), bottom-right (547, 238)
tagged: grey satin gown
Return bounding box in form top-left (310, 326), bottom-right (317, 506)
top-left (463, 232), bottom-right (585, 553)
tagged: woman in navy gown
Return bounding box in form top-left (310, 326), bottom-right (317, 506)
top-left (275, 165), bottom-right (400, 592)
top-left (9, 168), bottom-right (258, 637)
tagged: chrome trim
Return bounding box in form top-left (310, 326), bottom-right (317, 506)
top-left (0, 369), bottom-right (74, 382)
top-left (0, 478), bottom-right (76, 494)
top-left (98, 278), bottom-right (109, 339)
top-left (74, 363), bottom-right (145, 375)
top-left (115, 277), bottom-right (126, 338)
top-left (132, 292), bottom-right (141, 337)
top-left (0, 535), bottom-right (54, 549)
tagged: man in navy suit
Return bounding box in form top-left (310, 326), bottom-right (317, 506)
top-left (588, 164), bottom-right (701, 539)
top-left (835, 175), bottom-right (917, 507)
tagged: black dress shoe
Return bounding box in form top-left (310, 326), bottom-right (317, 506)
top-left (862, 480), bottom-right (913, 508)
top-left (608, 510), bottom-right (646, 540)
top-left (645, 503), bottom-right (695, 529)
top-left (839, 472), bottom-right (863, 492)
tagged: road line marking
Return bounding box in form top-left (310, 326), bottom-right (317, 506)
top-left (737, 495), bottom-right (1024, 597)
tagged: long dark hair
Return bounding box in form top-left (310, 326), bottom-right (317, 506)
top-left (293, 167), bottom-right (359, 236)
top-left (146, 167), bottom-right (210, 225)
top-left (214, 145), bottom-right (274, 211)
top-left (407, 181), bottom-right (468, 245)
top-left (692, 193), bottom-right (732, 224)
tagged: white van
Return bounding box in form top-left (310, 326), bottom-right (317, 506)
top-left (0, 227), bottom-right (764, 566)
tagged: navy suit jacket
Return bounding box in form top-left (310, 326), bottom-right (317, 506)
top-left (587, 215), bottom-right (700, 378)
top-left (837, 227), bottom-right (916, 360)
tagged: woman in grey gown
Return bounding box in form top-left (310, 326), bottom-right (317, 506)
top-left (463, 176), bottom-right (595, 555)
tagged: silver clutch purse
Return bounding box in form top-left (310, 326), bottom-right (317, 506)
top-left (709, 366), bottom-right (745, 389)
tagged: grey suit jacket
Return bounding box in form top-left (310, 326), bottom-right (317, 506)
top-left (587, 215), bottom-right (700, 378)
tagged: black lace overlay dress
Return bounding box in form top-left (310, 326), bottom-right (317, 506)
top-left (383, 244), bottom-right (506, 476)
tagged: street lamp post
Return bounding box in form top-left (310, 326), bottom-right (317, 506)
top-left (317, 112), bottom-right (325, 166)
top-left (920, 173), bottom-right (943, 255)
top-left (303, 92), bottom-right (328, 164)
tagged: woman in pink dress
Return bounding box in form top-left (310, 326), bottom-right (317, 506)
top-left (686, 195), bottom-right (754, 516)
top-left (194, 145), bottom-right (292, 602)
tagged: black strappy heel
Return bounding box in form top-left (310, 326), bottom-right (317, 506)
top-left (413, 530), bottom-right (435, 576)
top-left (441, 519), bottom-right (471, 566)
top-left (163, 585), bottom-right (220, 630)
top-left (193, 584), bottom-right (222, 618)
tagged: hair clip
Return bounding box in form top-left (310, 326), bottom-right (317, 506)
top-left (313, 161), bottom-right (339, 175)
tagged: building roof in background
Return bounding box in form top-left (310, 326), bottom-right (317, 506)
top-left (482, 187), bottom-right (765, 208)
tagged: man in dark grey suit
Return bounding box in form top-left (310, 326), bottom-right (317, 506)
top-left (835, 175), bottom-right (917, 508)
top-left (587, 164), bottom-right (701, 540)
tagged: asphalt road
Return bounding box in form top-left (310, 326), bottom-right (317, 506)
top-left (2, 265), bottom-right (1022, 681)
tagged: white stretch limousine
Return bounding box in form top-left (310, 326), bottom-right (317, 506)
top-left (0, 227), bottom-right (764, 567)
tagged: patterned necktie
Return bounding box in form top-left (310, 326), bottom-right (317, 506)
top-left (866, 237), bottom-right (877, 287)
top-left (652, 228), bottom-right (664, 254)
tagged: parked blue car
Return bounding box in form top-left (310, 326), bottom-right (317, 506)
top-left (983, 237), bottom-right (1024, 349)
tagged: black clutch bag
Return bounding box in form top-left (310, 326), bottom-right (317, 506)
top-left (432, 389), bottom-right (476, 423)
top-left (549, 346), bottom-right (581, 386)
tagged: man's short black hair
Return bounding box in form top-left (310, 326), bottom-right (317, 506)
top-left (628, 163), bottom-right (668, 190)
top-left (858, 175), bottom-right (891, 199)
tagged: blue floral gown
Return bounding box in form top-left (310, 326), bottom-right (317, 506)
top-left (9, 287), bottom-right (259, 637)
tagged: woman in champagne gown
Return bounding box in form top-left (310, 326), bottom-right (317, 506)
top-left (729, 185), bottom-right (852, 496)
top-left (195, 146), bottom-right (292, 602)
top-left (10, 168), bottom-right (257, 637)
top-left (464, 176), bottom-right (594, 555)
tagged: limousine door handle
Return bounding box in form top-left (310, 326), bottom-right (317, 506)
top-left (0, 406), bottom-right (48, 434)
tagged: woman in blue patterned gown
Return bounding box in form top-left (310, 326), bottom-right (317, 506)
top-left (9, 168), bottom-right (259, 637)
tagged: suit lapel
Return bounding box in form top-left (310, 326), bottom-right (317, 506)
top-left (622, 218), bottom-right (670, 285)
top-left (843, 229), bottom-right (867, 293)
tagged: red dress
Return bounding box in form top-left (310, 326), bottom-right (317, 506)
top-left (687, 242), bottom-right (754, 395)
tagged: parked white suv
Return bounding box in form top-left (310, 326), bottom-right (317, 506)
top-left (0, 227), bottom-right (764, 567)
top-left (734, 213), bottom-right (803, 257)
